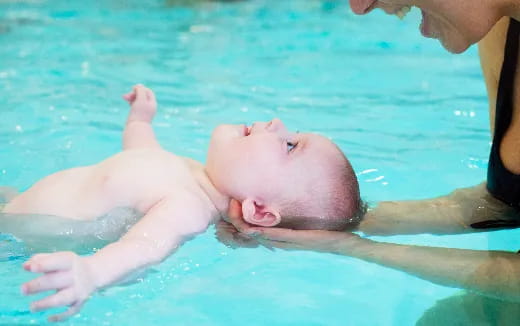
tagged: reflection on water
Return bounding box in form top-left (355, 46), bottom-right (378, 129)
top-left (0, 207), bottom-right (141, 254)
top-left (417, 292), bottom-right (520, 326)
top-left (165, 0), bottom-right (243, 7)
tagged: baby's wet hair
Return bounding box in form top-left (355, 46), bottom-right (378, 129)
top-left (277, 200), bottom-right (367, 231)
top-left (277, 141), bottom-right (364, 231)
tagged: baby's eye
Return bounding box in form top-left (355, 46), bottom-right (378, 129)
top-left (287, 141), bottom-right (297, 152)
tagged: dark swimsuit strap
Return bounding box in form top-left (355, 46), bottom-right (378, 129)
top-left (471, 19), bottom-right (520, 230)
top-left (492, 18), bottom-right (520, 144)
top-left (471, 218), bottom-right (520, 229)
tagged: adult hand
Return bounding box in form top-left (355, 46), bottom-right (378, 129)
top-left (224, 199), bottom-right (362, 254)
top-left (21, 251), bottom-right (97, 322)
top-left (215, 219), bottom-right (260, 249)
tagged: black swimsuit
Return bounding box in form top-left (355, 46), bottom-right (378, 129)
top-left (471, 18), bottom-right (520, 229)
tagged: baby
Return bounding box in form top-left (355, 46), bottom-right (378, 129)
top-left (1, 85), bottom-right (362, 322)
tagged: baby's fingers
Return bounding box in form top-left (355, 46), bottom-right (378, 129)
top-left (22, 271), bottom-right (72, 295)
top-left (144, 87), bottom-right (156, 103)
top-left (133, 84), bottom-right (147, 101)
top-left (122, 91), bottom-right (136, 103)
top-left (24, 251), bottom-right (76, 273)
top-left (48, 301), bottom-right (84, 323)
top-left (31, 287), bottom-right (76, 312)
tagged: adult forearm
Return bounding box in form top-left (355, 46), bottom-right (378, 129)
top-left (358, 183), bottom-right (518, 236)
top-left (358, 199), bottom-right (467, 235)
top-left (343, 238), bottom-right (520, 302)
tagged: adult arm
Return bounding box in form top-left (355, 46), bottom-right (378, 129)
top-left (252, 227), bottom-right (520, 302)
top-left (358, 183), bottom-right (519, 235)
top-left (21, 195), bottom-right (211, 322)
top-left (221, 200), bottom-right (520, 302)
top-left (358, 18), bottom-right (519, 236)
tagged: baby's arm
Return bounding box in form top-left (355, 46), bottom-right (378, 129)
top-left (122, 84), bottom-right (161, 150)
top-left (21, 194), bottom-right (212, 322)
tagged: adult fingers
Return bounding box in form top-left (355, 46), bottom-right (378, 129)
top-left (253, 228), bottom-right (344, 244)
top-left (22, 271), bottom-right (72, 295)
top-left (232, 231), bottom-right (260, 248)
top-left (215, 220), bottom-right (259, 249)
top-left (215, 220), bottom-right (239, 248)
top-left (48, 301), bottom-right (84, 323)
top-left (256, 238), bottom-right (304, 251)
top-left (31, 288), bottom-right (76, 312)
top-left (226, 199), bottom-right (256, 235)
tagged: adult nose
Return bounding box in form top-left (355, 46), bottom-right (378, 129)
top-left (350, 0), bottom-right (377, 15)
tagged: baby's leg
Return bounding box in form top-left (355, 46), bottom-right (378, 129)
top-left (0, 186), bottom-right (18, 204)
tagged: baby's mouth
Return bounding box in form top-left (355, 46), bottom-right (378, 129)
top-left (243, 125), bottom-right (251, 136)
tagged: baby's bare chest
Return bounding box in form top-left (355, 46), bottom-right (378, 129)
top-left (91, 150), bottom-right (198, 210)
top-left (6, 150), bottom-right (201, 219)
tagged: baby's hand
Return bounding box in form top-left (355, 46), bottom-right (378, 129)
top-left (21, 252), bottom-right (97, 322)
top-left (122, 84), bottom-right (157, 122)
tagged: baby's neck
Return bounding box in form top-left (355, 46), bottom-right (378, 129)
top-left (181, 157), bottom-right (230, 218)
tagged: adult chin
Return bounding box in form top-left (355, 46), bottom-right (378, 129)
top-left (441, 40), bottom-right (471, 54)
top-left (436, 29), bottom-right (473, 54)
top-left (420, 11), bottom-right (472, 54)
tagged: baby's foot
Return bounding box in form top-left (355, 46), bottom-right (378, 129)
top-left (122, 84), bottom-right (157, 121)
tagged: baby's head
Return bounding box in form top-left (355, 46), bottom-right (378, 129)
top-left (206, 118), bottom-right (363, 231)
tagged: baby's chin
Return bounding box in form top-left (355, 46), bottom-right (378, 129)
top-left (212, 124), bottom-right (246, 140)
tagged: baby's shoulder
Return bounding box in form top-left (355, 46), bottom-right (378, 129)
top-left (157, 189), bottom-right (216, 228)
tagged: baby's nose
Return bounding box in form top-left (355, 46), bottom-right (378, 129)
top-left (250, 118), bottom-right (286, 134)
top-left (267, 118), bottom-right (286, 132)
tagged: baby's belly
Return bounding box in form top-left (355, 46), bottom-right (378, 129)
top-left (3, 167), bottom-right (130, 220)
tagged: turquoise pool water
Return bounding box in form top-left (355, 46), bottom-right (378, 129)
top-left (1, 0), bottom-right (518, 325)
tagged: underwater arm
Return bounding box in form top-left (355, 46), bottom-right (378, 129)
top-left (122, 84), bottom-right (161, 150)
top-left (358, 183), bottom-right (519, 235)
top-left (21, 195), bottom-right (211, 322)
top-left (246, 227), bottom-right (520, 302)
top-left (225, 200), bottom-right (520, 302)
top-left (339, 237), bottom-right (520, 302)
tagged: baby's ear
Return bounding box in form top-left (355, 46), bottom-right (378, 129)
top-left (241, 198), bottom-right (281, 227)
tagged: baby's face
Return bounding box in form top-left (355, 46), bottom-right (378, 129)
top-left (206, 118), bottom-right (340, 211)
